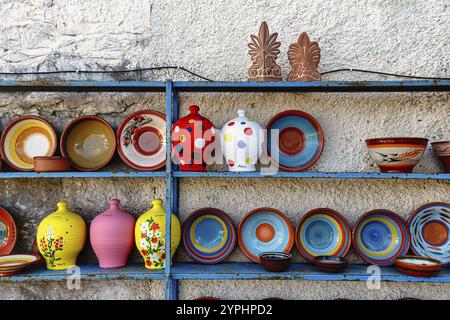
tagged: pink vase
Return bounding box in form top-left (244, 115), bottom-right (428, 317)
top-left (90, 199), bottom-right (135, 268)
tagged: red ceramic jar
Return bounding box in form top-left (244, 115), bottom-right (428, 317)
top-left (171, 105), bottom-right (215, 171)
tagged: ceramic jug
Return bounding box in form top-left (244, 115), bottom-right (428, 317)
top-left (221, 109), bottom-right (264, 171)
top-left (90, 199), bottom-right (135, 268)
top-left (135, 199), bottom-right (181, 269)
top-left (172, 105), bottom-right (215, 171)
top-left (37, 201), bottom-right (86, 270)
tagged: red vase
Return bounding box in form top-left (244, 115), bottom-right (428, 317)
top-left (171, 105), bottom-right (215, 171)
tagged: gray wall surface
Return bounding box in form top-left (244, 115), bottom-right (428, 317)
top-left (0, 0), bottom-right (449, 299)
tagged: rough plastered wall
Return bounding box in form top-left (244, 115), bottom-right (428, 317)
top-left (0, 0), bottom-right (449, 299)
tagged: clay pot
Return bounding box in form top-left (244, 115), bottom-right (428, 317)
top-left (135, 199), bottom-right (181, 269)
top-left (394, 256), bottom-right (442, 277)
top-left (33, 156), bottom-right (71, 172)
top-left (221, 109), bottom-right (264, 172)
top-left (259, 252), bottom-right (292, 272)
top-left (366, 137), bottom-right (428, 173)
top-left (37, 202), bottom-right (86, 270)
top-left (312, 255), bottom-right (348, 273)
top-left (431, 141), bottom-right (450, 173)
top-left (90, 199), bottom-right (135, 269)
top-left (172, 105), bottom-right (215, 171)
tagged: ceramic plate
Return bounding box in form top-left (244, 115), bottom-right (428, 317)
top-left (295, 208), bottom-right (351, 262)
top-left (61, 116), bottom-right (116, 171)
top-left (117, 110), bottom-right (166, 171)
top-left (182, 208), bottom-right (236, 264)
top-left (0, 254), bottom-right (40, 276)
top-left (238, 208), bottom-right (294, 263)
top-left (408, 202), bottom-right (450, 265)
top-left (1, 116), bottom-right (57, 171)
top-left (0, 208), bottom-right (17, 256)
top-left (266, 110), bottom-right (324, 171)
top-left (353, 209), bottom-right (410, 266)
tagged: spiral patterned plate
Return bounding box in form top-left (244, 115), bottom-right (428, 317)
top-left (182, 208), bottom-right (236, 264)
top-left (238, 208), bottom-right (294, 263)
top-left (352, 209), bottom-right (410, 266)
top-left (295, 208), bottom-right (351, 262)
top-left (408, 202), bottom-right (450, 266)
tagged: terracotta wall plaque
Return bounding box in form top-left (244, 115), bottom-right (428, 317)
top-left (287, 32), bottom-right (321, 81)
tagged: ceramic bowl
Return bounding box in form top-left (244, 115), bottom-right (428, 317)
top-left (295, 208), bottom-right (352, 262)
top-left (0, 208), bottom-right (17, 256)
top-left (266, 110), bottom-right (324, 171)
top-left (365, 137), bottom-right (428, 173)
top-left (238, 208), bottom-right (294, 263)
top-left (0, 254), bottom-right (41, 276)
top-left (61, 116), bottom-right (116, 171)
top-left (0, 116), bottom-right (57, 171)
top-left (352, 209), bottom-right (410, 266)
top-left (259, 252), bottom-right (292, 272)
top-left (117, 110), bottom-right (166, 171)
top-left (33, 156), bottom-right (71, 172)
top-left (431, 141), bottom-right (450, 173)
top-left (408, 202), bottom-right (450, 265)
top-left (394, 255), bottom-right (442, 277)
top-left (312, 255), bottom-right (348, 273)
top-left (182, 208), bottom-right (236, 264)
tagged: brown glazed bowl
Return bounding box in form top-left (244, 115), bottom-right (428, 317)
top-left (259, 252), bottom-right (292, 272)
top-left (366, 137), bottom-right (428, 173)
top-left (312, 255), bottom-right (348, 273)
top-left (431, 141), bottom-right (450, 173)
top-left (33, 156), bottom-right (71, 172)
top-left (394, 255), bottom-right (442, 277)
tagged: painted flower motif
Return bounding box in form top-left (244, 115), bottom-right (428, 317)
top-left (151, 223), bottom-right (160, 230)
top-left (40, 225), bottom-right (64, 268)
top-left (123, 115), bottom-right (153, 148)
top-left (140, 222), bottom-right (149, 233)
top-left (155, 231), bottom-right (162, 238)
top-left (151, 242), bottom-right (158, 250)
top-left (140, 238), bottom-right (149, 249)
top-left (146, 230), bottom-right (154, 238)
top-left (139, 217), bottom-right (166, 268)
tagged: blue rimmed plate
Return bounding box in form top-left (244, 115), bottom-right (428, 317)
top-left (352, 209), bottom-right (410, 266)
top-left (238, 208), bottom-right (294, 263)
top-left (266, 110), bottom-right (324, 171)
top-left (295, 208), bottom-right (351, 262)
top-left (408, 202), bottom-right (450, 266)
top-left (182, 208), bottom-right (236, 264)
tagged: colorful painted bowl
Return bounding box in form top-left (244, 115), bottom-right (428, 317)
top-left (182, 208), bottom-right (236, 264)
top-left (117, 110), bottom-right (166, 171)
top-left (431, 141), bottom-right (450, 173)
top-left (0, 208), bottom-right (17, 256)
top-left (312, 255), bottom-right (348, 273)
top-left (33, 156), bottom-right (71, 172)
top-left (0, 254), bottom-right (40, 276)
top-left (394, 255), bottom-right (442, 277)
top-left (408, 202), bottom-right (450, 266)
top-left (352, 209), bottom-right (410, 266)
top-left (295, 208), bottom-right (351, 262)
top-left (259, 252), bottom-right (292, 272)
top-left (238, 208), bottom-right (294, 263)
top-left (0, 116), bottom-right (57, 171)
top-left (366, 137), bottom-right (428, 173)
top-left (266, 110), bottom-right (324, 171)
top-left (61, 116), bottom-right (116, 171)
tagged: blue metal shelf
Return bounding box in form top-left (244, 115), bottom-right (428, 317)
top-left (0, 171), bottom-right (166, 179)
top-left (173, 80), bottom-right (450, 93)
top-left (0, 81), bottom-right (166, 92)
top-left (3, 262), bottom-right (449, 283)
top-left (173, 171), bottom-right (450, 180)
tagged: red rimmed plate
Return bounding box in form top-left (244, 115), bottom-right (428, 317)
top-left (266, 110), bottom-right (324, 171)
top-left (0, 254), bottom-right (41, 276)
top-left (117, 110), bottom-right (166, 171)
top-left (295, 208), bottom-right (352, 262)
top-left (238, 208), bottom-right (294, 263)
top-left (1, 116), bottom-right (57, 171)
top-left (0, 208), bottom-right (17, 256)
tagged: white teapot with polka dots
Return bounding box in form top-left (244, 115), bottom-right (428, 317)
top-left (221, 109), bottom-right (264, 171)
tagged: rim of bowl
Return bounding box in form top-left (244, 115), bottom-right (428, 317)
top-left (395, 255), bottom-right (442, 267)
top-left (313, 255), bottom-right (347, 264)
top-left (365, 137), bottom-right (429, 146)
top-left (259, 252), bottom-right (292, 260)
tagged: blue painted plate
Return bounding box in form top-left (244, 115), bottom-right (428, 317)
top-left (238, 208), bottom-right (294, 263)
top-left (266, 110), bottom-right (324, 171)
top-left (182, 208), bottom-right (236, 264)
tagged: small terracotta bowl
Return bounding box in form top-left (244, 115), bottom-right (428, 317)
top-left (394, 256), bottom-right (442, 277)
top-left (312, 255), bottom-right (348, 273)
top-left (259, 252), bottom-right (292, 272)
top-left (366, 137), bottom-right (428, 173)
top-left (33, 156), bottom-right (71, 172)
top-left (431, 141), bottom-right (450, 173)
